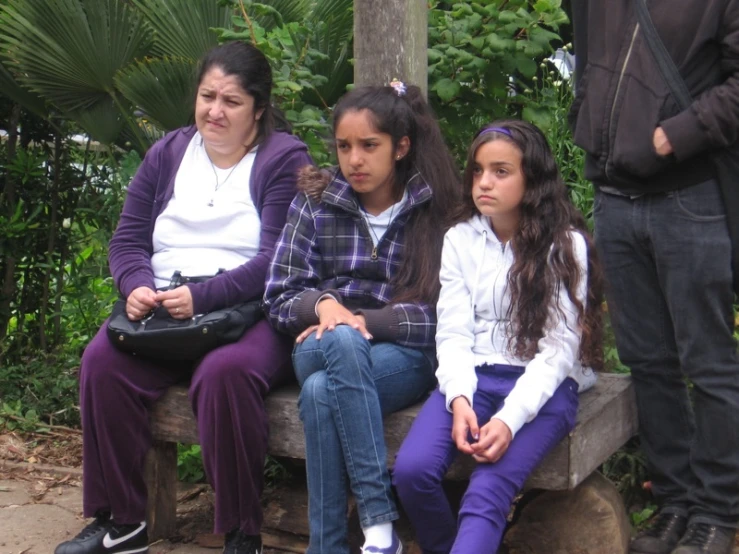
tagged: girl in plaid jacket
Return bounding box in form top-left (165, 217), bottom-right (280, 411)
top-left (264, 82), bottom-right (461, 554)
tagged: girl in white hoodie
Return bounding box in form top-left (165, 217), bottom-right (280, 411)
top-left (393, 120), bottom-right (604, 554)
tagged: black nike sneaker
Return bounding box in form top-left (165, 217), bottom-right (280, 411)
top-left (55, 514), bottom-right (148, 554)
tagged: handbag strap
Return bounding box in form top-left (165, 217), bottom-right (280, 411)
top-left (634, 0), bottom-right (693, 111)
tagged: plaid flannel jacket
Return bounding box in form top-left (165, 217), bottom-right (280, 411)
top-left (264, 169), bottom-right (437, 348)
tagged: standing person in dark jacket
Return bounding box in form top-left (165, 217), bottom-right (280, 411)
top-left (55, 42), bottom-right (311, 554)
top-left (264, 82), bottom-right (461, 554)
top-left (569, 2), bottom-right (739, 553)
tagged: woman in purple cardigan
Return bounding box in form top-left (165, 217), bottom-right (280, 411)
top-left (55, 43), bottom-right (310, 554)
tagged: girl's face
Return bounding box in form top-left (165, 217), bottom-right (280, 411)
top-left (471, 138), bottom-right (526, 231)
top-left (335, 109), bottom-right (409, 209)
top-left (195, 67), bottom-right (263, 154)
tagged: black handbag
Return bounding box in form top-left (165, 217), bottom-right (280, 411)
top-left (635, 0), bottom-right (739, 295)
top-left (107, 271), bottom-right (264, 361)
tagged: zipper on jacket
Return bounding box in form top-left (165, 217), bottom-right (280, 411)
top-left (358, 216), bottom-right (379, 261)
top-left (605, 23), bottom-right (640, 181)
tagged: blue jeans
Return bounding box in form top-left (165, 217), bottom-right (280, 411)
top-left (293, 325), bottom-right (436, 554)
top-left (594, 179), bottom-right (739, 527)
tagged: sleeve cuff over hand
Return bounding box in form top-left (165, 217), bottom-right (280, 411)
top-left (444, 383), bottom-right (476, 412)
top-left (294, 289), bottom-right (342, 328)
top-left (492, 403), bottom-right (530, 439)
top-left (660, 109), bottom-right (707, 162)
top-left (355, 305), bottom-right (399, 342)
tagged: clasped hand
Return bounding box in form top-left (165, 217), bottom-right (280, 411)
top-left (295, 297), bottom-right (373, 343)
top-left (125, 285), bottom-right (194, 321)
top-left (451, 396), bottom-right (512, 463)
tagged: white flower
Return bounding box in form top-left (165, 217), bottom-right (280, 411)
top-left (554, 80), bottom-right (563, 87)
top-left (62, 218), bottom-right (71, 229)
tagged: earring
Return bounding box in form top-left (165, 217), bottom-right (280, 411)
top-left (396, 155), bottom-right (401, 160)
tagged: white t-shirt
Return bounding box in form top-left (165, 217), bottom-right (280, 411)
top-left (361, 189), bottom-right (408, 246)
top-left (151, 133), bottom-right (260, 288)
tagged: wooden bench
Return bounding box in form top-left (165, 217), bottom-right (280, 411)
top-left (146, 372), bottom-right (637, 547)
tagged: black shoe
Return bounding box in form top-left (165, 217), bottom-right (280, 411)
top-left (672, 523), bottom-right (735, 554)
top-left (55, 514), bottom-right (149, 554)
top-left (630, 511), bottom-right (688, 554)
top-left (223, 529), bottom-right (262, 554)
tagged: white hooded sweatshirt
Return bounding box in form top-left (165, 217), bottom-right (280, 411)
top-left (435, 214), bottom-right (593, 438)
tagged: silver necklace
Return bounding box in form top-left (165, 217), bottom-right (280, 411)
top-left (205, 147), bottom-right (246, 207)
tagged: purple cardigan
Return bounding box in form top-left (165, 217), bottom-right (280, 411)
top-left (108, 125), bottom-right (311, 315)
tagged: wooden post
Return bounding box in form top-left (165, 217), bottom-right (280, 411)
top-left (145, 441), bottom-right (178, 541)
top-left (354, 0), bottom-right (428, 95)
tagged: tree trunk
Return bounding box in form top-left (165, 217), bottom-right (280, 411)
top-left (38, 131), bottom-right (62, 352)
top-left (14, 264), bottom-right (32, 350)
top-left (354, 0), bottom-right (428, 95)
top-left (0, 103), bottom-right (22, 349)
top-left (53, 240), bottom-right (68, 344)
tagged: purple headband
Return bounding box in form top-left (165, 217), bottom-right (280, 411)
top-left (479, 126), bottom-right (512, 138)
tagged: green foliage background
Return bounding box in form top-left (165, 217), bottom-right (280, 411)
top-left (0, 1), bottom-right (584, 418)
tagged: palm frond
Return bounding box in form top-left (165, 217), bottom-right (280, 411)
top-left (254, 0), bottom-right (311, 28)
top-left (71, 96), bottom-right (127, 145)
top-left (306, 0), bottom-right (354, 105)
top-left (0, 60), bottom-right (47, 119)
top-left (131, 0), bottom-right (232, 60)
top-left (0, 0), bottom-right (152, 117)
top-left (115, 57), bottom-right (196, 131)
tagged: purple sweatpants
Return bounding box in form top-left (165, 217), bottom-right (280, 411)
top-left (393, 364), bottom-right (578, 554)
top-left (79, 318), bottom-right (293, 535)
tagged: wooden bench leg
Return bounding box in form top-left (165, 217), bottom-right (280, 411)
top-left (502, 472), bottom-right (630, 554)
top-left (145, 440), bottom-right (178, 542)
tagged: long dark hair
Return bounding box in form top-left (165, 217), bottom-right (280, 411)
top-left (332, 84), bottom-right (461, 304)
top-left (456, 119), bottom-right (603, 368)
top-left (196, 41), bottom-right (290, 143)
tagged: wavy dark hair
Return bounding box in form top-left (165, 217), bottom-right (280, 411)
top-left (196, 41), bottom-right (290, 143)
top-left (332, 84), bottom-right (462, 304)
top-left (455, 119), bottom-right (604, 368)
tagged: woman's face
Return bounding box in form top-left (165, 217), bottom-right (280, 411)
top-left (195, 67), bottom-right (262, 152)
top-left (335, 109), bottom-right (408, 203)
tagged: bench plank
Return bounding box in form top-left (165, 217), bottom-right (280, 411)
top-left (150, 372), bottom-right (636, 490)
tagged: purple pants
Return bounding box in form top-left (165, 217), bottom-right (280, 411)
top-left (79, 318), bottom-right (293, 534)
top-left (393, 364), bottom-right (578, 554)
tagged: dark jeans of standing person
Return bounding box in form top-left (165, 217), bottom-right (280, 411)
top-left (594, 179), bottom-right (739, 528)
top-left (79, 318), bottom-right (294, 535)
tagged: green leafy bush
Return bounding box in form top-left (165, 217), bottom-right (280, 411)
top-left (177, 444), bottom-right (206, 483)
top-left (428, 0), bottom-right (569, 159)
top-left (218, 1), bottom-right (342, 166)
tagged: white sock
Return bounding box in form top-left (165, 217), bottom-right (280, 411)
top-left (363, 522), bottom-right (393, 549)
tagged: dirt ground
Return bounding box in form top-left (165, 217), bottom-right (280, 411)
top-left (0, 432), bottom-right (295, 554)
top-left (0, 468), bottom-right (294, 554)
